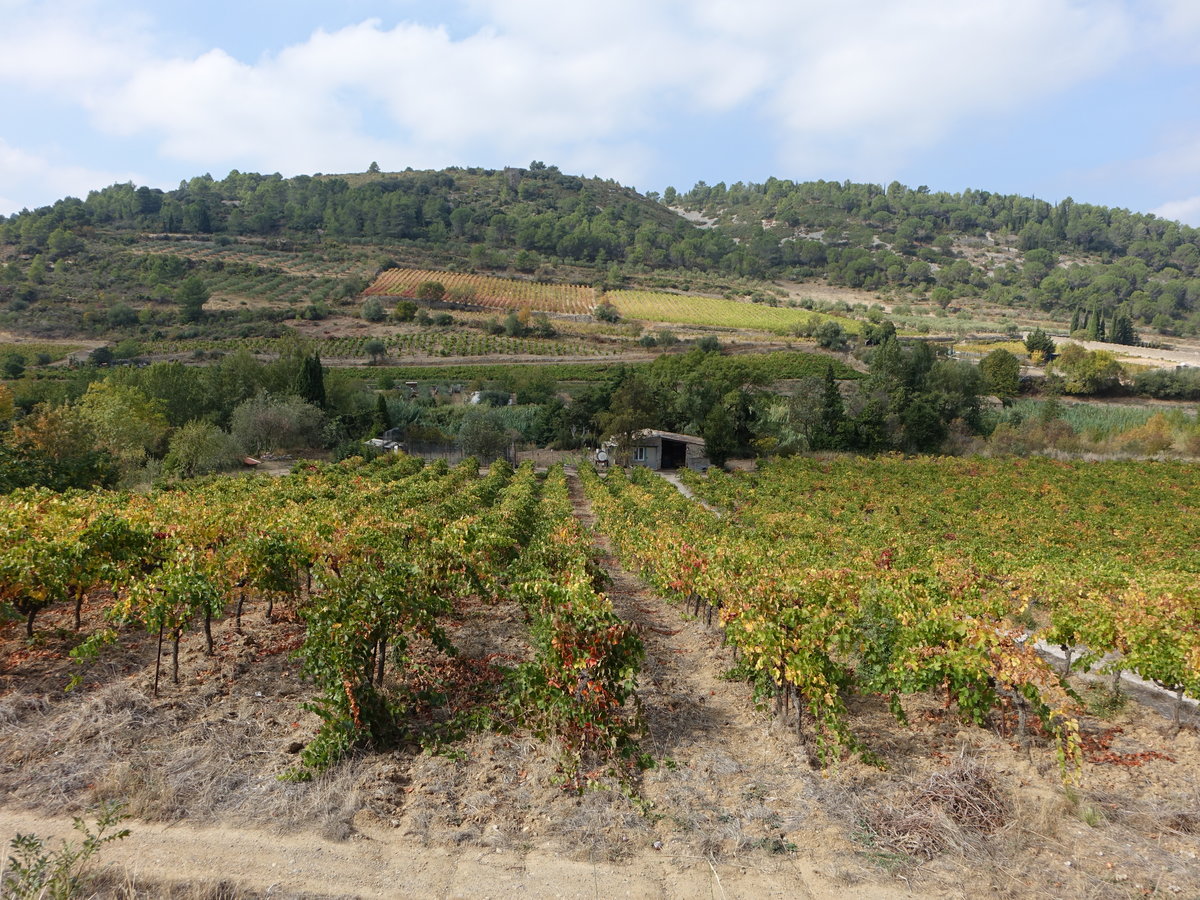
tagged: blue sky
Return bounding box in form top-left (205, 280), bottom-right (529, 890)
top-left (4, 0), bottom-right (1200, 224)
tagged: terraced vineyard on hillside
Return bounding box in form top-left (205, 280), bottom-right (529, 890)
top-left (364, 267), bottom-right (856, 332)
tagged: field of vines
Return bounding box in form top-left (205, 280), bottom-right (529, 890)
top-left (584, 456), bottom-right (1200, 769)
top-left (0, 342), bottom-right (88, 364)
top-left (142, 330), bottom-right (610, 360)
top-left (606, 290), bottom-right (855, 333)
top-left (365, 267), bottom-right (858, 333)
top-left (365, 268), bottom-right (597, 314)
top-left (0, 457), bottom-right (643, 782)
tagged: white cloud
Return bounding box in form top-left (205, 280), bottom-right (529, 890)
top-left (0, 139), bottom-right (138, 213)
top-left (1151, 195), bottom-right (1200, 225)
top-left (5, 0), bottom-right (1200, 209)
top-left (751, 0), bottom-right (1132, 174)
top-left (84, 12), bottom-right (709, 179)
top-left (0, 1), bottom-right (152, 98)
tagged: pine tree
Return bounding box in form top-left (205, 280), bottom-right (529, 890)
top-left (1070, 307), bottom-right (1082, 333)
top-left (177, 275), bottom-right (209, 323)
top-left (1024, 328), bottom-right (1056, 361)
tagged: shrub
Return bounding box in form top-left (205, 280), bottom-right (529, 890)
top-left (230, 393), bottom-right (326, 454)
top-left (392, 299), bottom-right (418, 322)
top-left (360, 297), bottom-right (385, 322)
top-left (593, 300), bottom-right (620, 323)
top-left (162, 421), bottom-right (244, 478)
top-left (813, 321), bottom-right (847, 351)
top-left (415, 280), bottom-right (446, 301)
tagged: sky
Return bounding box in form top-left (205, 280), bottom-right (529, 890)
top-left (4, 0), bottom-right (1200, 224)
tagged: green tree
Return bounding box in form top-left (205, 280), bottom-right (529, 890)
top-left (814, 364), bottom-right (846, 449)
top-left (162, 421), bottom-right (243, 478)
top-left (364, 339), bottom-right (387, 365)
top-left (1, 352), bottom-right (25, 379)
top-left (392, 299), bottom-right (418, 322)
top-left (372, 394), bottom-right (392, 434)
top-left (1110, 310), bottom-right (1138, 345)
top-left (980, 348), bottom-right (1021, 403)
top-left (1050, 344), bottom-right (1123, 395)
top-left (503, 310), bottom-right (525, 337)
top-left (109, 361), bottom-right (213, 427)
top-left (459, 408), bottom-right (511, 462)
top-left (1024, 328), bottom-right (1056, 362)
top-left (76, 382), bottom-right (170, 473)
top-left (593, 299), bottom-right (620, 323)
top-left (295, 354), bottom-right (327, 408)
top-left (701, 402), bottom-right (735, 467)
top-left (3, 404), bottom-right (116, 491)
top-left (230, 393), bottom-right (326, 453)
top-left (177, 275), bottom-right (209, 322)
top-left (813, 321), bottom-right (847, 351)
top-left (597, 372), bottom-right (662, 461)
top-left (46, 226), bottom-right (83, 260)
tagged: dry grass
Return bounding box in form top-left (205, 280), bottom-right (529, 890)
top-left (88, 866), bottom-right (365, 899)
top-left (0, 677), bottom-right (381, 841)
top-left (857, 758), bottom-right (1011, 861)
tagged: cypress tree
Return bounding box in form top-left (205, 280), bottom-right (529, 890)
top-left (816, 363), bottom-right (846, 450)
top-left (373, 394), bottom-right (392, 434)
top-left (296, 354), bottom-right (326, 408)
top-left (1111, 311), bottom-right (1137, 345)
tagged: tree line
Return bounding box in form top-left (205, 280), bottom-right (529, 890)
top-left (9, 165), bottom-right (1200, 335)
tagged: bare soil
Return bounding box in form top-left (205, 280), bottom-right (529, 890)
top-left (1, 477), bottom-right (1197, 898)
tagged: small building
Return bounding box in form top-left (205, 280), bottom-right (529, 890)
top-left (620, 429), bottom-right (710, 472)
top-left (364, 438), bottom-right (403, 453)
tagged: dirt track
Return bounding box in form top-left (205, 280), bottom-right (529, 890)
top-left (0, 806), bottom-right (904, 899)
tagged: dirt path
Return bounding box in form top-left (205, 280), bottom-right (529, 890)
top-left (0, 805), bottom-right (876, 900)
top-left (562, 473), bottom-right (931, 900)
